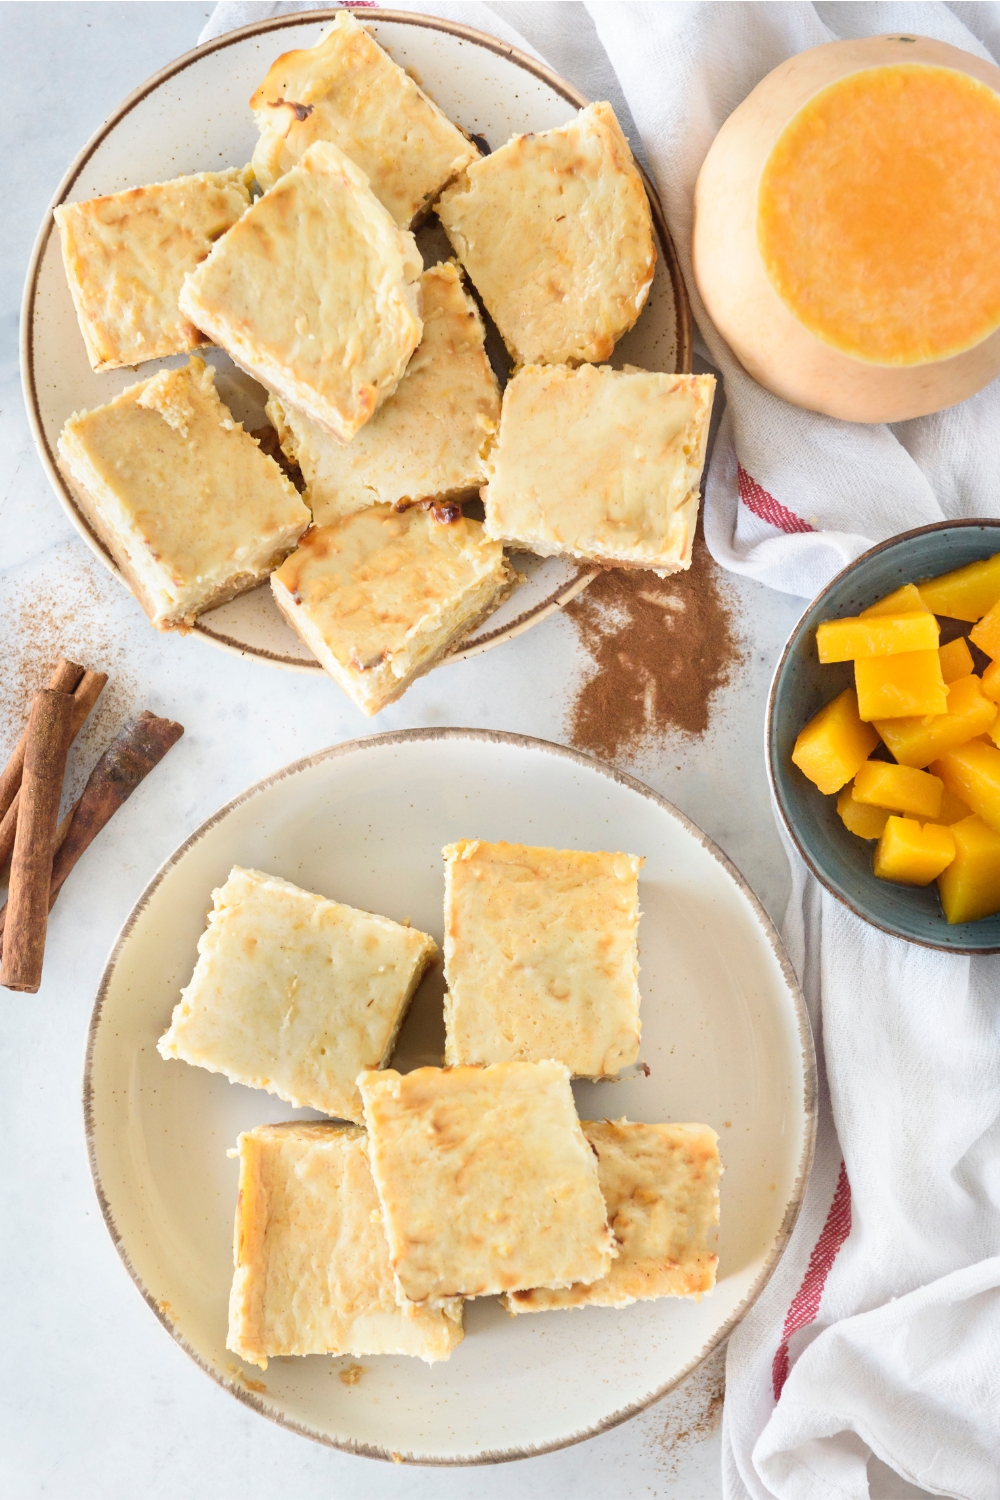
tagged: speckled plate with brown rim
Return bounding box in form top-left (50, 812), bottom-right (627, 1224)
top-left (85, 729), bottom-right (815, 1462)
top-left (21, 7), bottom-right (692, 674)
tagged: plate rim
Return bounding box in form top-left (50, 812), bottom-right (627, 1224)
top-left (83, 726), bottom-right (817, 1465)
top-left (19, 5), bottom-right (693, 674)
top-left (767, 516), bottom-right (1000, 955)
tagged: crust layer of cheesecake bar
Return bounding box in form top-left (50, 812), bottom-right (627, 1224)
top-left (271, 506), bottom-right (516, 715)
top-left (505, 1119), bottom-right (721, 1313)
top-left (442, 840), bottom-right (642, 1077)
top-left (437, 101), bottom-right (655, 366)
top-left (57, 358), bottom-right (309, 630)
top-left (250, 11), bottom-right (478, 226)
top-left (54, 167), bottom-right (252, 371)
top-left (483, 365), bottom-right (716, 574)
top-left (158, 866), bottom-right (437, 1122)
top-left (266, 261), bottom-right (500, 527)
top-left (228, 1122), bottom-right (463, 1369)
top-left (358, 1061), bottom-right (615, 1306)
top-left (179, 141), bottom-right (423, 443)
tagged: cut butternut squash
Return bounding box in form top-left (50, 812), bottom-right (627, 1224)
top-left (836, 783), bottom-right (890, 840)
top-left (981, 658), bottom-right (1000, 703)
top-left (860, 584), bottom-right (931, 619)
top-left (938, 785), bottom-right (973, 825)
top-left (917, 554), bottom-right (1000, 622)
top-left (854, 651), bottom-right (947, 721)
top-left (816, 612), bottom-right (938, 663)
top-left (873, 816), bottom-right (955, 887)
top-left (853, 762), bottom-right (943, 819)
top-left (874, 674), bottom-right (998, 767)
top-left (931, 742), bottom-right (1000, 833)
top-left (791, 687), bottom-right (879, 794)
top-left (938, 637), bottom-right (975, 684)
top-left (937, 815), bottom-right (1000, 923)
top-left (970, 597), bottom-right (1000, 658)
top-left (693, 36), bottom-right (1000, 423)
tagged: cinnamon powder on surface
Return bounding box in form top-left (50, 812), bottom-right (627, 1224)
top-left (564, 533), bottom-right (743, 761)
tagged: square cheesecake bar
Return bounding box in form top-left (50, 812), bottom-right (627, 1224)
top-left (442, 840), bottom-right (642, 1077)
top-left (483, 365), bottom-right (716, 574)
top-left (179, 141), bottom-right (423, 443)
top-left (228, 1123), bottom-right (463, 1369)
top-left (266, 261), bottom-right (501, 527)
top-left (158, 866), bottom-right (436, 1122)
top-left (54, 166), bottom-right (252, 371)
top-left (505, 1119), bottom-right (721, 1312)
top-left (437, 101), bottom-right (655, 366)
top-left (358, 1061), bottom-right (615, 1305)
top-left (57, 358), bottom-right (309, 630)
top-left (250, 11), bottom-right (478, 226)
top-left (271, 506), bottom-right (516, 716)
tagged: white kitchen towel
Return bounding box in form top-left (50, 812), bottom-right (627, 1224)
top-left (199, 5), bottom-right (1000, 1497)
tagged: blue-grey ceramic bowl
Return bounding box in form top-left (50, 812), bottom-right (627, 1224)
top-left (768, 519), bottom-right (1000, 953)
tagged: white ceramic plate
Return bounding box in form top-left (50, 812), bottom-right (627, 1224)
top-left (22, 8), bottom-right (691, 674)
top-left (85, 730), bottom-right (815, 1463)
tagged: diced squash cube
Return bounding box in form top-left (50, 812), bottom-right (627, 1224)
top-left (937, 815), bottom-right (1000, 923)
top-left (916, 553), bottom-right (1000, 622)
top-left (931, 741), bottom-right (1000, 834)
top-left (816, 612), bottom-right (939, 663)
top-left (938, 785), bottom-right (973, 824)
top-left (875, 674), bottom-right (998, 767)
top-left (860, 584), bottom-right (932, 618)
top-left (855, 651), bottom-right (947, 721)
top-left (853, 761), bottom-right (943, 819)
top-left (938, 636), bottom-right (975, 683)
top-left (836, 783), bottom-right (890, 840)
top-left (981, 658), bottom-right (1000, 703)
top-left (791, 688), bottom-right (880, 795)
top-left (873, 816), bottom-right (955, 887)
top-left (970, 597), bottom-right (1000, 659)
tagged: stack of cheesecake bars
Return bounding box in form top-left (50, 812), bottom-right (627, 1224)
top-left (158, 842), bottom-right (721, 1368)
top-left (53, 11), bottom-right (715, 716)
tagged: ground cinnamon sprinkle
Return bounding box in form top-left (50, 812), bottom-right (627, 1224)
top-left (564, 531), bottom-right (744, 761)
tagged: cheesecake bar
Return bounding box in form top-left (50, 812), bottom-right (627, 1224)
top-left (483, 365), bottom-right (716, 574)
top-left (266, 261), bottom-right (500, 526)
top-left (54, 166), bottom-right (252, 371)
top-left (443, 840), bottom-right (642, 1076)
top-left (250, 10), bottom-right (478, 226)
top-left (228, 1123), bottom-right (464, 1369)
top-left (57, 358), bottom-right (309, 630)
top-left (358, 1061), bottom-right (615, 1305)
top-left (505, 1119), bottom-right (721, 1312)
top-left (158, 866), bottom-right (436, 1122)
top-left (271, 506), bottom-right (516, 716)
top-left (436, 101), bottom-right (655, 366)
top-left (179, 141), bottom-right (423, 442)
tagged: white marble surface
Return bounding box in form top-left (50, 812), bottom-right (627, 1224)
top-left (1, 5), bottom-right (806, 1495)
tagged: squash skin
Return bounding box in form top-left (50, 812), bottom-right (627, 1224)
top-left (693, 34), bottom-right (1000, 423)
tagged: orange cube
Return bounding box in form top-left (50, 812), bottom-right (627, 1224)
top-left (873, 817), bottom-right (955, 887)
top-left (853, 762), bottom-right (943, 819)
top-left (937, 815), bottom-right (1000, 923)
top-left (875, 674), bottom-right (998, 768)
top-left (938, 637), bottom-right (975, 683)
top-left (816, 612), bottom-right (938, 664)
top-left (855, 651), bottom-right (947, 721)
top-left (836, 783), bottom-right (890, 841)
top-left (931, 741), bottom-right (1000, 834)
top-left (860, 584), bottom-right (931, 618)
top-left (982, 658), bottom-right (1000, 703)
top-left (917, 553), bottom-right (1000, 622)
top-left (970, 597), bottom-right (1000, 659)
top-left (792, 688), bottom-right (880, 795)
top-left (938, 785), bottom-right (973, 825)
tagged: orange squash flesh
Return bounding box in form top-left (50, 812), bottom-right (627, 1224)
top-left (757, 65), bottom-right (1000, 368)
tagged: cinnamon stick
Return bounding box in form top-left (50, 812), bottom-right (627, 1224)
top-left (1, 691), bottom-right (77, 992)
top-left (0, 660), bottom-right (83, 824)
top-left (0, 669), bottom-right (107, 872)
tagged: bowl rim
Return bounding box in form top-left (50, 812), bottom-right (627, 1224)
top-left (767, 516), bottom-right (1000, 954)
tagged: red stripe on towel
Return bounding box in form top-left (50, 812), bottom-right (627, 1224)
top-left (738, 465), bottom-right (815, 535)
top-left (771, 1160), bottom-right (852, 1402)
